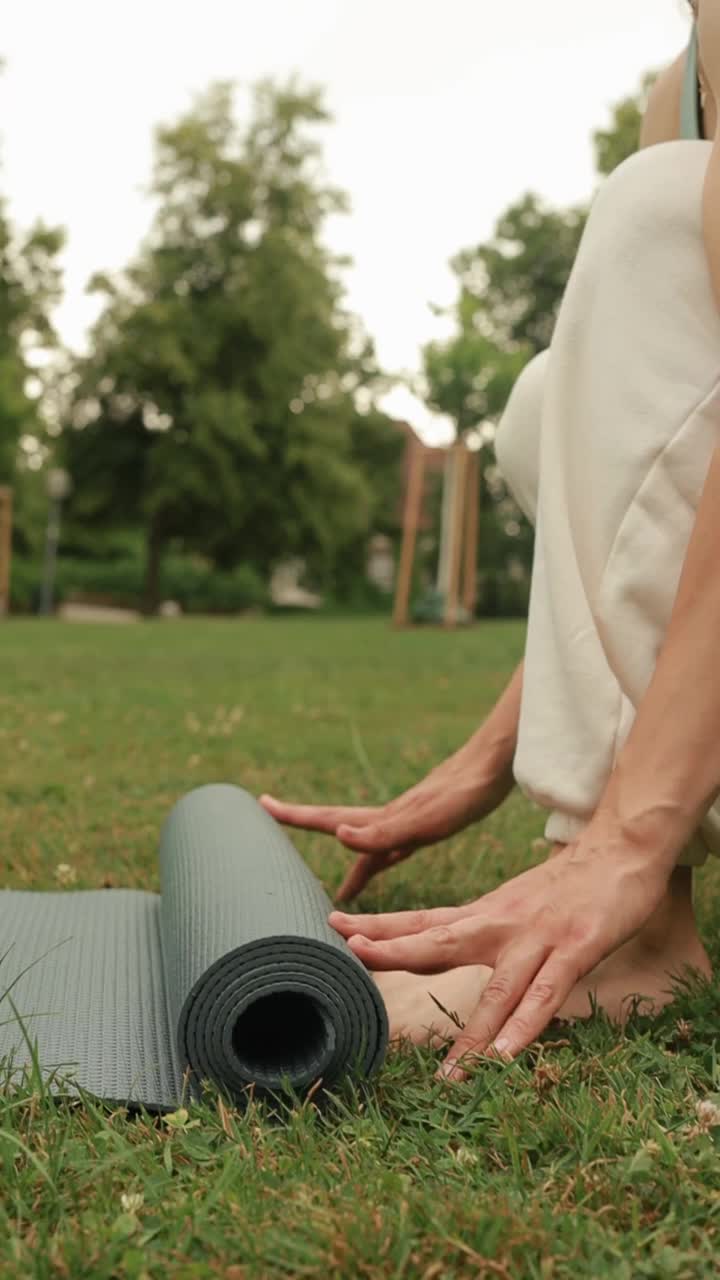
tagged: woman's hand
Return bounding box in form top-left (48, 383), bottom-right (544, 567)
top-left (261, 744), bottom-right (515, 903)
top-left (330, 825), bottom-right (672, 1075)
top-left (263, 662), bottom-right (524, 902)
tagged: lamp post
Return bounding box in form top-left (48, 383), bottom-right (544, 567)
top-left (39, 468), bottom-right (72, 616)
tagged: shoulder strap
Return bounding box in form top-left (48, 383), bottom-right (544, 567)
top-left (680, 24), bottom-right (702, 140)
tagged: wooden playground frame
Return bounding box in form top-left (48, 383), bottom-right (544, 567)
top-left (392, 435), bottom-right (480, 629)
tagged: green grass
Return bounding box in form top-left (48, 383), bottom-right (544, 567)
top-left (3, 617), bottom-right (720, 1278)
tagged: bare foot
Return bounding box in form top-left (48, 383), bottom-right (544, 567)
top-left (555, 943), bottom-right (711, 1022)
top-left (373, 866), bottom-right (711, 1046)
top-left (559, 917), bottom-right (711, 1021)
top-left (560, 862), bottom-right (711, 1022)
top-left (373, 966), bottom-right (492, 1046)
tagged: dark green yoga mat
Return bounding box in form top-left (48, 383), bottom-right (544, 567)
top-left (0, 785), bottom-right (388, 1108)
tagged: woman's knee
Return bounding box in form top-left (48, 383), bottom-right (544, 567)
top-left (494, 349), bottom-right (550, 526)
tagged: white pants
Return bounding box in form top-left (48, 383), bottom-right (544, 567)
top-left (495, 141), bottom-right (720, 866)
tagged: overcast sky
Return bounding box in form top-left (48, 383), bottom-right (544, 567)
top-left (2, 0), bottom-right (691, 429)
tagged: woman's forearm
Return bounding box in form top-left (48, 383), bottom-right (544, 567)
top-left (463, 660), bottom-right (523, 781)
top-left (593, 448), bottom-right (720, 864)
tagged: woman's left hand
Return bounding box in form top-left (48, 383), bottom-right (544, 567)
top-left (330, 833), bottom-right (672, 1077)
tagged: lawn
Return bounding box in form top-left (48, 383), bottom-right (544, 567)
top-left (3, 617), bottom-right (720, 1278)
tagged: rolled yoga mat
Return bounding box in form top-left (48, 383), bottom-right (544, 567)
top-left (0, 785), bottom-right (388, 1108)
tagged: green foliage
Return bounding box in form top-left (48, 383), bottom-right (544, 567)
top-left (347, 409), bottom-right (406, 539)
top-left (418, 204), bottom-right (579, 609)
top-left (423, 330), bottom-right (530, 435)
top-left (315, 574), bottom-right (395, 617)
top-left (10, 554), bottom-right (267, 615)
top-left (0, 206), bottom-right (64, 483)
top-left (593, 71), bottom-right (657, 177)
top-left (6, 66), bottom-right (658, 620)
top-left (442, 70), bottom-right (653, 366)
top-left (0, 59), bottom-right (64, 548)
top-left (449, 196), bottom-right (587, 358)
top-left (8, 462), bottom-right (50, 556)
top-left (476, 564), bottom-right (530, 618)
top-left (63, 81), bottom-right (397, 612)
top-left (418, 69), bottom-right (656, 616)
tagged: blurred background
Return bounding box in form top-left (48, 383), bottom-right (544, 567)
top-left (0, 0), bottom-right (692, 622)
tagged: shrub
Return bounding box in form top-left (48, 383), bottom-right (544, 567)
top-left (476, 569), bottom-right (530, 619)
top-left (9, 556), bottom-right (267, 616)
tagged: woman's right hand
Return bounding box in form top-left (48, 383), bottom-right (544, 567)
top-left (260, 745), bottom-right (515, 902)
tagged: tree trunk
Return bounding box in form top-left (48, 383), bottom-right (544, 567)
top-left (142, 522), bottom-right (163, 617)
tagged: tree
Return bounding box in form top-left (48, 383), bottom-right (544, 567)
top-left (593, 72), bottom-right (656, 177)
top-left (423, 330), bottom-right (530, 434)
top-left (436, 69), bottom-right (656, 366)
top-left (448, 196), bottom-right (588, 358)
top-left (417, 70), bottom-right (657, 611)
top-left (0, 56), bottom-right (64, 559)
top-left (419, 197), bottom-right (586, 598)
top-left (64, 81), bottom-right (396, 611)
top-left (0, 205), bottom-right (63, 487)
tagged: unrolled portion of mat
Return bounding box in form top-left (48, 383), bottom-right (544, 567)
top-left (0, 785), bottom-right (388, 1108)
top-left (0, 889), bottom-right (182, 1106)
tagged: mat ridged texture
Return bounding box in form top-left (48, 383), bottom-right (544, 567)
top-left (0, 785), bottom-right (388, 1108)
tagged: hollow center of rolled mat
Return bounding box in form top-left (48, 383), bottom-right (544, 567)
top-left (231, 992), bottom-right (334, 1082)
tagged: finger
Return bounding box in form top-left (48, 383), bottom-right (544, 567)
top-left (336, 808), bottom-right (426, 854)
top-left (335, 853), bottom-right (390, 903)
top-left (329, 903), bottom-right (477, 942)
top-left (341, 915), bottom-right (502, 974)
top-left (387, 849), bottom-right (413, 867)
top-left (340, 787), bottom-right (463, 853)
top-left (260, 796), bottom-right (380, 834)
top-left (335, 837), bottom-right (419, 902)
top-left (439, 942), bottom-right (548, 1080)
top-left (480, 952), bottom-right (580, 1063)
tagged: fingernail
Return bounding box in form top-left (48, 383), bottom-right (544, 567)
top-left (491, 1038), bottom-right (512, 1061)
top-left (438, 1059), bottom-right (461, 1081)
top-left (347, 937), bottom-right (374, 955)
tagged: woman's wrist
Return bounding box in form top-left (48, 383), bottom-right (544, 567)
top-left (461, 661), bottom-right (523, 782)
top-left (582, 770), bottom-right (695, 873)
